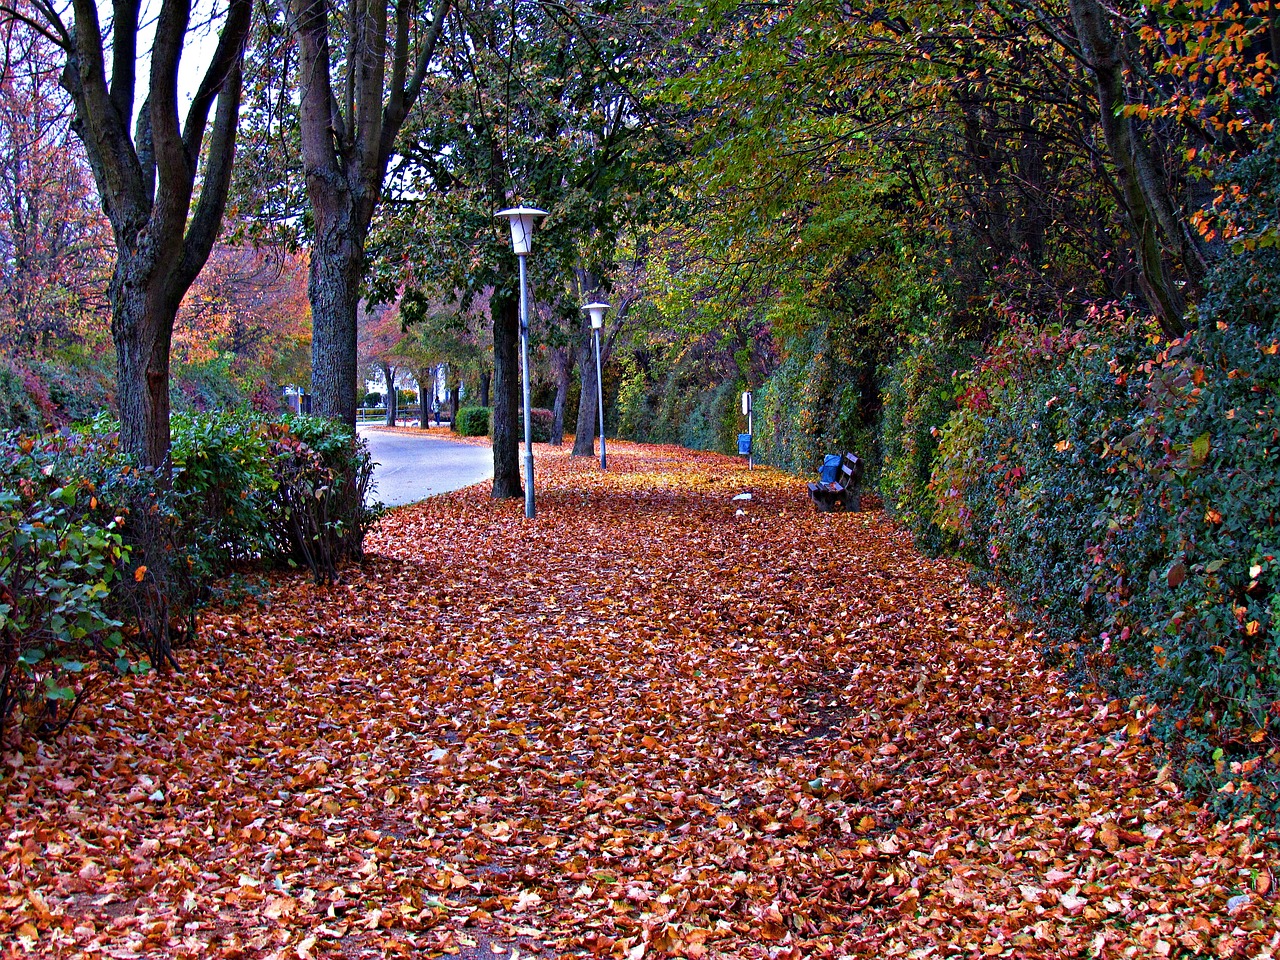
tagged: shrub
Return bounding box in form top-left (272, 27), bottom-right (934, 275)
top-left (31, 358), bottom-right (113, 425)
top-left (456, 406), bottom-right (491, 436)
top-left (266, 415), bottom-right (379, 584)
top-left (0, 413), bottom-right (378, 747)
top-left (754, 326), bottom-right (879, 477)
top-left (170, 412), bottom-right (276, 572)
top-left (0, 431), bottom-right (143, 745)
top-left (529, 407), bottom-right (554, 443)
top-left (0, 359), bottom-right (49, 433)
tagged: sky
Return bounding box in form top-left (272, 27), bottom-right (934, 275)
top-left (98, 0), bottom-right (225, 114)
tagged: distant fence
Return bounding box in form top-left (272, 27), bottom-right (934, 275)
top-left (357, 406), bottom-right (452, 426)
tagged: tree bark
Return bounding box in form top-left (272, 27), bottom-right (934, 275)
top-left (491, 289), bottom-right (522, 498)
top-left (290, 0), bottom-right (450, 429)
top-left (379, 361), bottom-right (398, 425)
top-left (549, 345), bottom-right (572, 446)
top-left (571, 319), bottom-right (598, 457)
top-left (309, 226), bottom-right (364, 424)
top-left (52, 0), bottom-right (251, 468)
top-left (478, 368), bottom-right (490, 407)
top-left (1070, 0), bottom-right (1209, 335)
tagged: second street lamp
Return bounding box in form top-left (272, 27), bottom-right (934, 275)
top-left (496, 206), bottom-right (547, 519)
top-left (582, 301), bottom-right (610, 470)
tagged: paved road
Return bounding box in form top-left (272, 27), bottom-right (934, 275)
top-left (358, 426), bottom-right (493, 507)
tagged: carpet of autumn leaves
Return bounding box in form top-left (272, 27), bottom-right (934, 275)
top-left (3, 441), bottom-right (1279, 959)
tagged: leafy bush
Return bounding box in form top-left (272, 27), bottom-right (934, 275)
top-left (880, 333), bottom-right (977, 552)
top-left (754, 326), bottom-right (879, 477)
top-left (30, 357), bottom-right (114, 425)
top-left (266, 415), bottom-right (378, 584)
top-left (0, 431), bottom-right (143, 745)
top-left (170, 412), bottom-right (276, 572)
top-left (931, 306), bottom-right (1280, 820)
top-left (529, 407), bottom-right (554, 443)
top-left (0, 358), bottom-right (51, 433)
top-left (0, 413), bottom-right (378, 747)
top-left (455, 406), bottom-right (491, 436)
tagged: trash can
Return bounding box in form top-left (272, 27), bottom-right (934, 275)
top-left (737, 434), bottom-right (752, 456)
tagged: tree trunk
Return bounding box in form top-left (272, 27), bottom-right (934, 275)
top-left (1070, 0), bottom-right (1208, 335)
top-left (309, 221), bottom-right (365, 427)
top-left (549, 346), bottom-right (572, 446)
top-left (449, 384), bottom-right (460, 422)
top-left (478, 369), bottom-right (491, 407)
top-left (491, 290), bottom-right (522, 498)
top-left (571, 321), bottom-right (598, 457)
top-left (380, 362), bottom-right (397, 425)
top-left (111, 265), bottom-right (178, 469)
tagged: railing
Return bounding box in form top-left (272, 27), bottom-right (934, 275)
top-left (357, 407), bottom-right (439, 426)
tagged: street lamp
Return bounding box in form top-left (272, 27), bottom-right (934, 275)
top-left (582, 301), bottom-right (610, 470)
top-left (496, 206), bottom-right (547, 519)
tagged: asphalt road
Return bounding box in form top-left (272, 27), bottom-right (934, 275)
top-left (358, 426), bottom-right (493, 507)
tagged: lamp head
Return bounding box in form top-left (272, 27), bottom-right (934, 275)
top-left (583, 301), bottom-right (610, 330)
top-left (496, 206), bottom-right (548, 256)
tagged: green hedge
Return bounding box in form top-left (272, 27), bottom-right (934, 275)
top-left (929, 309), bottom-right (1280, 821)
top-left (455, 406), bottom-right (491, 436)
top-left (879, 333), bottom-right (977, 552)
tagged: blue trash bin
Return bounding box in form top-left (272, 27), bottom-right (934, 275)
top-left (737, 434), bottom-right (752, 456)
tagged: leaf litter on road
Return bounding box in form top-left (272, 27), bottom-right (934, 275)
top-left (2, 441), bottom-right (1276, 958)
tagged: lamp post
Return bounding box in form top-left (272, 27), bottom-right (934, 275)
top-left (582, 301), bottom-right (610, 470)
top-left (496, 206), bottom-right (547, 519)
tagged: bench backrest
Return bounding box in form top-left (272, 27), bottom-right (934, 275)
top-left (838, 452), bottom-right (864, 489)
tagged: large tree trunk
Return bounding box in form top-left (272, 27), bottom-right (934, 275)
top-left (290, 0), bottom-right (449, 430)
top-left (571, 319), bottom-right (598, 457)
top-left (111, 267), bottom-right (178, 469)
top-left (491, 290), bottom-right (522, 498)
top-left (308, 213), bottom-right (365, 426)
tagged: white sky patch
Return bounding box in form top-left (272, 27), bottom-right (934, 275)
top-left (95, 0), bottom-right (225, 115)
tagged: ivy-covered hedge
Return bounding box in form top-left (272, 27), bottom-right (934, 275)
top-left (879, 334), bottom-right (977, 553)
top-left (0, 413), bottom-right (377, 746)
top-left (927, 308), bottom-right (1280, 820)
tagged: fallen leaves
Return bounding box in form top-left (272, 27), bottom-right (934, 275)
top-left (1, 441), bottom-right (1277, 958)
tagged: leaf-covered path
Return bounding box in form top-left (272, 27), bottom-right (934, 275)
top-left (3, 444), bottom-right (1276, 958)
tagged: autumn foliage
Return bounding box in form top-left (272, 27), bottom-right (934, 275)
top-left (2, 445), bottom-right (1274, 957)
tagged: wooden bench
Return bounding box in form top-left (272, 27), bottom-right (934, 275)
top-left (807, 452), bottom-right (864, 512)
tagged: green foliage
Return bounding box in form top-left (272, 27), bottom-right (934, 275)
top-left (0, 430), bottom-right (138, 743)
top-left (170, 412), bottom-right (276, 572)
top-left (880, 334), bottom-right (978, 552)
top-left (455, 406), bottom-right (491, 437)
top-left (171, 355), bottom-right (250, 414)
top-left (753, 326), bottom-right (878, 477)
top-left (265, 415), bottom-right (379, 584)
top-left (0, 413), bottom-right (377, 746)
top-left (930, 306), bottom-right (1280, 821)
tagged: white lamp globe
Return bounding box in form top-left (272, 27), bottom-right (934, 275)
top-left (583, 301), bottom-right (610, 330)
top-left (496, 206), bottom-right (548, 256)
